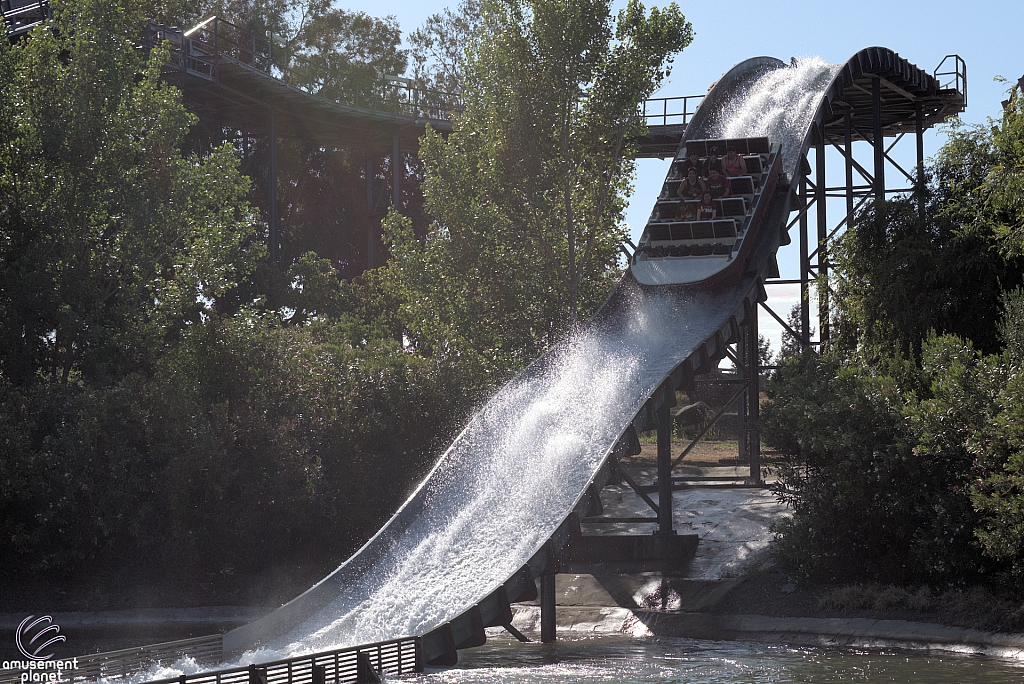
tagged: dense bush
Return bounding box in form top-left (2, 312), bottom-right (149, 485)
top-left (0, 0), bottom-right (489, 600)
top-left (766, 92), bottom-right (1024, 592)
top-left (766, 340), bottom-right (992, 586)
top-left (0, 310), bottom-right (472, 584)
top-left (767, 291), bottom-right (1024, 591)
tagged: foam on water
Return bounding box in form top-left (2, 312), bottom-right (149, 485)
top-left (121, 57), bottom-right (842, 682)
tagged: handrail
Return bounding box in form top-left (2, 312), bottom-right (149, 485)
top-left (1, 0), bottom-right (49, 38)
top-left (0, 635), bottom-right (224, 684)
top-left (141, 636), bottom-right (420, 684)
top-left (934, 54), bottom-right (967, 107)
top-left (642, 94), bottom-right (705, 127)
top-left (152, 17), bottom-right (464, 122)
top-left (182, 14), bottom-right (217, 37)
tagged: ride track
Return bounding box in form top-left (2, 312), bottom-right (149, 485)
top-left (213, 47), bottom-right (964, 673)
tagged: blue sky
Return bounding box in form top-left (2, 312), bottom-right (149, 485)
top-left (341, 0), bottom-right (1023, 352)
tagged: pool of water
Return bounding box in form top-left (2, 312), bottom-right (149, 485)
top-left (417, 635), bottom-right (1024, 683)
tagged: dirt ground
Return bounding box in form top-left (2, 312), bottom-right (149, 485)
top-left (624, 440), bottom-right (783, 469)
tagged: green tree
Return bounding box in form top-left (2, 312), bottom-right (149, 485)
top-left (831, 188), bottom-right (1021, 363)
top-left (970, 289), bottom-right (1024, 590)
top-left (381, 0), bottom-right (692, 378)
top-left (280, 0), bottom-right (408, 105)
top-left (408, 0), bottom-right (481, 94)
top-left (0, 0), bottom-right (260, 386)
top-left (0, 0), bottom-right (486, 599)
top-left (937, 91), bottom-right (1024, 258)
top-left (765, 340), bottom-right (993, 586)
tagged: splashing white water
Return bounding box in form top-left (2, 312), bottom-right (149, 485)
top-left (246, 285), bottom-right (743, 660)
top-left (715, 57), bottom-right (839, 176)
top-left (120, 54), bottom-right (844, 682)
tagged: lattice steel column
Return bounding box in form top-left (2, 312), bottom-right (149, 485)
top-left (745, 314), bottom-right (760, 484)
top-left (799, 173), bottom-right (811, 344)
top-left (873, 76), bottom-right (885, 204)
top-left (268, 107), bottom-right (278, 265)
top-left (815, 134), bottom-right (829, 342)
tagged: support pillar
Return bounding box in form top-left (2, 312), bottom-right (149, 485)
top-left (915, 101), bottom-right (924, 182)
top-left (798, 173), bottom-right (810, 344)
top-left (737, 335), bottom-right (747, 463)
top-left (815, 133), bottom-right (829, 342)
top-left (872, 76), bottom-right (885, 205)
top-left (656, 396), bottom-right (676, 536)
top-left (745, 315), bottom-right (761, 484)
top-left (268, 107), bottom-right (278, 265)
top-left (366, 150), bottom-right (376, 270)
top-left (392, 134), bottom-right (402, 211)
top-left (540, 574), bottom-right (556, 643)
top-left (845, 111), bottom-right (854, 224)
top-left (916, 100), bottom-right (925, 219)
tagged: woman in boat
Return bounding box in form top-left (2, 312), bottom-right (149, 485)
top-left (698, 191), bottom-right (717, 220)
top-left (676, 168), bottom-right (706, 201)
top-left (701, 146), bottom-right (723, 177)
top-left (677, 202), bottom-right (697, 221)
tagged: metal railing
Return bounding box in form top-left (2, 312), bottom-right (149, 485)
top-left (142, 637), bottom-right (420, 684)
top-left (0, 635), bottom-right (417, 684)
top-left (0, 636), bottom-right (223, 684)
top-left (145, 17), bottom-right (463, 122)
top-left (76, 635), bottom-right (224, 682)
top-left (641, 94), bottom-right (704, 127)
top-left (934, 54), bottom-right (967, 107)
top-left (1, 0), bottom-right (49, 38)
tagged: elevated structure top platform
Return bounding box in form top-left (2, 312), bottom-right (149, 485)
top-left (142, 17), bottom-right (460, 149)
top-left (634, 51), bottom-right (966, 160)
top-left (814, 48), bottom-right (966, 142)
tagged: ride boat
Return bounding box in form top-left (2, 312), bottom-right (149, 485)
top-left (630, 136), bottom-right (783, 286)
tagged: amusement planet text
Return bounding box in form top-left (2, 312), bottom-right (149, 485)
top-left (2, 659), bottom-right (79, 683)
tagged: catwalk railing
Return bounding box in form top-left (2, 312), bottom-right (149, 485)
top-left (143, 17), bottom-right (463, 123)
top-left (141, 637), bottom-right (420, 684)
top-left (642, 95), bottom-right (704, 127)
top-left (0, 635), bottom-right (420, 684)
top-left (9, 9), bottom-right (697, 135)
top-left (0, 0), bottom-right (49, 38)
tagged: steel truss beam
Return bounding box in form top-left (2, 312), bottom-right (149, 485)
top-left (666, 311), bottom-right (762, 485)
top-left (765, 65), bottom-right (939, 364)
